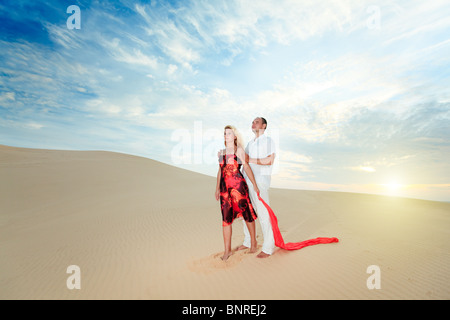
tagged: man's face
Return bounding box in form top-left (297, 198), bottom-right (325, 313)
top-left (252, 118), bottom-right (265, 132)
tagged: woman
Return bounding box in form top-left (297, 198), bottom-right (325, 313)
top-left (215, 125), bottom-right (260, 261)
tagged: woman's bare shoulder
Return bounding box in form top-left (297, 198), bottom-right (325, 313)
top-left (236, 146), bottom-right (245, 158)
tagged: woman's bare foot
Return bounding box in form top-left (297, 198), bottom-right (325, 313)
top-left (257, 251), bottom-right (271, 258)
top-left (248, 246), bottom-right (258, 254)
top-left (235, 245), bottom-right (248, 251)
top-left (221, 251), bottom-right (232, 261)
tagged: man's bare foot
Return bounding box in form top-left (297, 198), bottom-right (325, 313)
top-left (221, 252), bottom-right (232, 261)
top-left (257, 251), bottom-right (271, 258)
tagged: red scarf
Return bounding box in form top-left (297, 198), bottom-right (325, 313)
top-left (257, 194), bottom-right (339, 250)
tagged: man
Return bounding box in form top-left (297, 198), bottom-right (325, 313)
top-left (239, 117), bottom-right (276, 258)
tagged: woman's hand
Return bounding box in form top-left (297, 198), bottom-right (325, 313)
top-left (254, 185), bottom-right (260, 197)
top-left (215, 189), bottom-right (220, 201)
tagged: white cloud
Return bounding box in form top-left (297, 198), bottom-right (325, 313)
top-left (381, 1), bottom-right (450, 46)
top-left (44, 23), bottom-right (83, 49)
top-left (110, 45), bottom-right (158, 69)
top-left (281, 150), bottom-right (313, 164)
top-left (167, 64), bottom-right (178, 75)
top-left (129, 0), bottom-right (374, 70)
top-left (0, 91), bottom-right (15, 103)
top-left (350, 166), bottom-right (376, 173)
top-left (26, 123), bottom-right (45, 130)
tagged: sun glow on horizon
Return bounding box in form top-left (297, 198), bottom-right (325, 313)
top-left (381, 180), bottom-right (406, 196)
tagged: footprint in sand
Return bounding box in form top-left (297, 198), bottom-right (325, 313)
top-left (188, 246), bottom-right (261, 274)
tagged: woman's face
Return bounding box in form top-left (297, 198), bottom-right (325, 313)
top-left (224, 128), bottom-right (235, 144)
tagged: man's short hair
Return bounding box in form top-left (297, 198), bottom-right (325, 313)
top-left (260, 117), bottom-right (267, 129)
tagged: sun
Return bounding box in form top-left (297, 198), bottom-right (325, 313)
top-left (382, 180), bottom-right (405, 196)
top-left (386, 182), bottom-right (402, 191)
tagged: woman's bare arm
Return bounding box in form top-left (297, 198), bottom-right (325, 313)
top-left (215, 166), bottom-right (221, 201)
top-left (216, 166), bottom-right (221, 191)
top-left (237, 147), bottom-right (260, 195)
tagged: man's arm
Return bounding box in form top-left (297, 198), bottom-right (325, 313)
top-left (249, 153), bottom-right (275, 166)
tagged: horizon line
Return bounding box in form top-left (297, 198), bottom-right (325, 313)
top-left (2, 142), bottom-right (448, 204)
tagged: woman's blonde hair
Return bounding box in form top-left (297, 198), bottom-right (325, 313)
top-left (224, 125), bottom-right (244, 149)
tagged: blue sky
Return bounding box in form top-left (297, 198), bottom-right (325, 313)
top-left (1, 0), bottom-right (449, 201)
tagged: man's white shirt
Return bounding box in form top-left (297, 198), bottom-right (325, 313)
top-left (243, 133), bottom-right (276, 190)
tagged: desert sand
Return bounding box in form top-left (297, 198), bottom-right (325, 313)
top-left (0, 144), bottom-right (449, 300)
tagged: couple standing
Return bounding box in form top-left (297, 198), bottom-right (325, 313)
top-left (215, 117), bottom-right (276, 261)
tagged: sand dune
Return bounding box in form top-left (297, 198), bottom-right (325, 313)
top-left (0, 145), bottom-right (449, 299)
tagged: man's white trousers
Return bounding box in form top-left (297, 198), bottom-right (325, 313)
top-left (242, 184), bottom-right (275, 255)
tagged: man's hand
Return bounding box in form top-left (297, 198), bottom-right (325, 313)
top-left (249, 153), bottom-right (275, 166)
top-left (254, 185), bottom-right (260, 197)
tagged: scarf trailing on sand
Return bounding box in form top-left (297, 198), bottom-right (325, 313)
top-left (257, 194), bottom-right (339, 250)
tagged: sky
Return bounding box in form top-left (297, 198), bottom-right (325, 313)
top-left (1, 0), bottom-right (449, 202)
